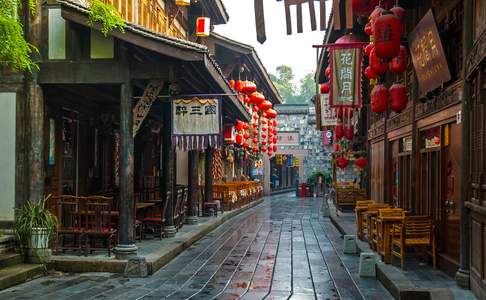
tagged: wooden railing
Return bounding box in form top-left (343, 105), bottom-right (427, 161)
top-left (102, 0), bottom-right (187, 39)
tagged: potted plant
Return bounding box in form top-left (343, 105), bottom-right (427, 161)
top-left (14, 195), bottom-right (57, 263)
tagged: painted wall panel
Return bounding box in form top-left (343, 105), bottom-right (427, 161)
top-left (48, 8), bottom-right (66, 60)
top-left (0, 93), bottom-right (16, 221)
top-left (176, 151), bottom-right (188, 185)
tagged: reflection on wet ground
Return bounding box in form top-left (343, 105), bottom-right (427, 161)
top-left (0, 194), bottom-right (392, 300)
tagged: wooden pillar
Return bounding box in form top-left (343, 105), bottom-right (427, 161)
top-left (187, 150), bottom-right (199, 224)
top-left (204, 147), bottom-right (213, 214)
top-left (456, 0), bottom-right (473, 288)
top-left (115, 82), bottom-right (137, 259)
top-left (162, 105), bottom-right (177, 237)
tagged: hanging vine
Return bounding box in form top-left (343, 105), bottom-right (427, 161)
top-left (87, 0), bottom-right (125, 37)
top-left (0, 0), bottom-right (38, 72)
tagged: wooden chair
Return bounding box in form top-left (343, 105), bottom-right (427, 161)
top-left (391, 216), bottom-right (436, 269)
top-left (374, 208), bottom-right (405, 257)
top-left (141, 191), bottom-right (170, 239)
top-left (80, 198), bottom-right (117, 257)
top-left (54, 195), bottom-right (82, 254)
top-left (355, 200), bottom-right (375, 240)
top-left (362, 203), bottom-right (389, 243)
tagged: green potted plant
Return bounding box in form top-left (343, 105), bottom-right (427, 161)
top-left (14, 195), bottom-right (57, 263)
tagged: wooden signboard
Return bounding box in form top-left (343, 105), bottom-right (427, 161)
top-left (409, 10), bottom-right (451, 97)
top-left (330, 47), bottom-right (362, 108)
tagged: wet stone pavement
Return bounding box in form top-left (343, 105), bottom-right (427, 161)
top-left (0, 194), bottom-right (393, 300)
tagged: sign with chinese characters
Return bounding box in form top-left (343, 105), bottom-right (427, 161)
top-left (172, 96), bottom-right (221, 151)
top-left (330, 47), bottom-right (362, 108)
top-left (276, 131), bottom-right (300, 146)
top-left (409, 10), bottom-right (451, 97)
top-left (320, 94), bottom-right (338, 127)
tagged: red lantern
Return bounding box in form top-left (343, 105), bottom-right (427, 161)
top-left (371, 84), bottom-right (388, 113)
top-left (253, 130), bottom-right (258, 136)
top-left (390, 6), bottom-right (406, 24)
top-left (344, 126), bottom-right (354, 140)
top-left (243, 132), bottom-right (250, 139)
top-left (325, 66), bottom-right (331, 78)
top-left (273, 129), bottom-right (277, 135)
top-left (253, 113), bottom-right (259, 121)
top-left (229, 80), bottom-right (235, 89)
top-left (261, 147), bottom-right (267, 153)
top-left (241, 81), bottom-right (257, 94)
top-left (262, 133), bottom-right (267, 139)
top-left (253, 123), bottom-right (259, 129)
top-left (370, 48), bottom-right (388, 75)
top-left (364, 22), bottom-right (373, 36)
top-left (273, 120), bottom-right (277, 127)
top-left (236, 80), bottom-right (243, 92)
top-left (259, 100), bottom-right (272, 110)
top-left (252, 146), bottom-right (258, 153)
top-left (370, 6), bottom-right (384, 30)
top-left (243, 123), bottom-right (250, 130)
top-left (243, 141), bottom-right (249, 148)
top-left (268, 133), bottom-right (273, 139)
top-left (364, 43), bottom-right (374, 57)
top-left (364, 66), bottom-right (378, 80)
top-left (374, 11), bottom-right (402, 59)
top-left (262, 140), bottom-right (267, 146)
top-left (389, 45), bottom-right (408, 73)
top-left (252, 105), bottom-right (259, 113)
top-left (243, 96), bottom-right (250, 104)
top-left (253, 137), bottom-right (258, 144)
top-left (249, 92), bottom-right (265, 106)
top-left (352, 0), bottom-right (378, 16)
top-left (236, 120), bottom-right (243, 132)
top-left (355, 157), bottom-right (367, 169)
top-left (389, 83), bottom-right (408, 113)
top-left (223, 125), bottom-right (234, 144)
top-left (273, 137), bottom-right (277, 144)
top-left (266, 109), bottom-right (277, 119)
top-left (336, 157), bottom-right (349, 169)
top-left (262, 126), bottom-right (267, 132)
top-left (268, 149), bottom-right (273, 156)
top-left (320, 82), bottom-right (330, 94)
top-left (235, 134), bottom-right (243, 145)
top-left (335, 124), bottom-right (344, 140)
top-left (272, 145), bottom-right (277, 152)
top-left (333, 143), bottom-right (341, 152)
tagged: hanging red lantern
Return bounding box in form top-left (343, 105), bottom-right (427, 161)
top-left (389, 45), bottom-right (408, 73)
top-left (262, 126), bottom-right (267, 132)
top-left (364, 22), bottom-right (373, 36)
top-left (371, 84), bottom-right (388, 113)
top-left (273, 129), bottom-right (277, 135)
top-left (364, 66), bottom-right (378, 80)
top-left (273, 137), bottom-right (277, 144)
top-left (253, 123), bottom-right (259, 129)
top-left (229, 79), bottom-right (235, 89)
top-left (253, 137), bottom-right (258, 144)
top-left (344, 126), bottom-right (354, 140)
top-left (370, 6), bottom-right (384, 31)
top-left (262, 119), bottom-right (267, 125)
top-left (249, 92), bottom-right (265, 106)
top-left (336, 157), bottom-right (349, 169)
top-left (390, 6), bottom-right (406, 26)
top-left (364, 43), bottom-right (374, 57)
top-left (253, 114), bottom-right (259, 121)
top-left (262, 140), bottom-right (267, 146)
top-left (235, 120), bottom-right (243, 132)
top-left (370, 48), bottom-right (388, 75)
top-left (266, 109), bottom-right (277, 119)
top-left (243, 141), bottom-right (249, 148)
top-left (320, 82), bottom-right (330, 94)
top-left (268, 149), bottom-right (273, 156)
top-left (235, 134), bottom-right (243, 145)
top-left (252, 146), bottom-right (258, 153)
top-left (335, 124), bottom-right (344, 140)
top-left (253, 130), bottom-right (258, 136)
top-left (355, 157), bottom-right (368, 169)
top-left (252, 105), bottom-right (259, 113)
top-left (325, 66), bottom-right (331, 78)
top-left (259, 100), bottom-right (272, 110)
top-left (352, 0), bottom-right (379, 16)
top-left (373, 11), bottom-right (402, 59)
top-left (272, 145), bottom-right (277, 152)
top-left (261, 146), bottom-right (267, 153)
top-left (389, 83), bottom-right (408, 113)
top-left (236, 80), bottom-right (243, 92)
top-left (268, 133), bottom-right (273, 139)
top-left (241, 81), bottom-right (257, 94)
top-left (243, 132), bottom-right (250, 139)
top-left (261, 133), bottom-right (267, 139)
top-left (195, 17), bottom-right (211, 37)
top-left (243, 96), bottom-right (250, 104)
top-left (223, 125), bottom-right (234, 144)
top-left (273, 120), bottom-right (277, 127)
top-left (243, 123), bottom-right (250, 130)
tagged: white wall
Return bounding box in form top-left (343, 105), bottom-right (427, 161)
top-left (176, 151), bottom-right (188, 185)
top-left (0, 93), bottom-right (16, 221)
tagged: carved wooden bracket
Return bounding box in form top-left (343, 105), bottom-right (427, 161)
top-left (132, 80), bottom-right (165, 137)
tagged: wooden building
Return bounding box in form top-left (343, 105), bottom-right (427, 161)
top-left (0, 0), bottom-right (251, 258)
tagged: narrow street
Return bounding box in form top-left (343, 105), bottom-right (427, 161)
top-left (0, 194), bottom-right (391, 300)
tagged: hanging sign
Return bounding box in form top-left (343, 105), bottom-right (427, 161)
top-left (276, 155), bottom-right (284, 165)
top-left (330, 47), bottom-right (362, 108)
top-left (409, 10), bottom-right (451, 97)
top-left (320, 94), bottom-right (338, 127)
top-left (172, 95), bottom-right (221, 151)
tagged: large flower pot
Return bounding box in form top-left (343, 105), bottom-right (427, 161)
top-left (26, 228), bottom-right (51, 264)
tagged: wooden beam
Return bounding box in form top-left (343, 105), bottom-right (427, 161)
top-left (308, 0), bottom-right (317, 31)
top-left (38, 61), bottom-right (126, 84)
top-left (254, 0), bottom-right (267, 44)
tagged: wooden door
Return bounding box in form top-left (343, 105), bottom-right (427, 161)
top-left (419, 149), bottom-right (440, 216)
top-left (398, 153), bottom-right (412, 211)
top-left (371, 140), bottom-right (385, 203)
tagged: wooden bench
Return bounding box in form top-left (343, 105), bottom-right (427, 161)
top-left (391, 216), bottom-right (436, 269)
top-left (335, 188), bottom-right (367, 211)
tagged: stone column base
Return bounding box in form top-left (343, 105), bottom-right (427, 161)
top-left (455, 269), bottom-right (470, 288)
top-left (186, 216), bottom-right (198, 225)
top-left (164, 226), bottom-right (177, 238)
top-left (114, 244), bottom-right (138, 260)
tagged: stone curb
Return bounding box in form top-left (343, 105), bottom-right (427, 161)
top-left (49, 199), bottom-right (264, 275)
top-left (329, 213), bottom-right (451, 300)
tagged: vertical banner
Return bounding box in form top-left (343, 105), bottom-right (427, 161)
top-left (172, 95), bottom-right (221, 151)
top-left (320, 93), bottom-right (338, 127)
top-left (329, 47), bottom-right (362, 108)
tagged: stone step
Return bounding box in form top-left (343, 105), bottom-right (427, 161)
top-left (0, 264), bottom-right (45, 291)
top-left (0, 236), bottom-right (15, 255)
top-left (0, 254), bottom-right (23, 269)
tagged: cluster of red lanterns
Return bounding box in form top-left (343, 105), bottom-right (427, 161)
top-left (229, 79), bottom-right (279, 156)
top-left (362, 4), bottom-right (409, 114)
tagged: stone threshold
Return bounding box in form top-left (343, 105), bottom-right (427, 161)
top-left (328, 208), bottom-right (473, 300)
top-left (49, 199), bottom-right (264, 275)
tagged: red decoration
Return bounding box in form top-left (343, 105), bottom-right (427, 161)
top-left (253, 114), bottom-right (259, 121)
top-left (336, 108), bottom-right (354, 119)
top-left (273, 129), bottom-right (277, 135)
top-left (243, 123), bottom-right (250, 130)
top-left (268, 149), bottom-right (273, 156)
top-left (335, 124), bottom-right (344, 140)
top-left (262, 140), bottom-right (267, 145)
top-left (374, 11), bottom-right (402, 59)
top-left (355, 157), bottom-right (367, 169)
top-left (236, 120), bottom-right (243, 132)
top-left (344, 126), bottom-right (354, 140)
top-left (195, 17), bottom-right (210, 37)
top-left (259, 100), bottom-right (272, 110)
top-left (253, 137), bottom-right (258, 144)
top-left (390, 6), bottom-right (406, 24)
top-left (236, 80), bottom-right (243, 92)
top-left (243, 132), bottom-right (250, 139)
top-left (370, 6), bottom-right (384, 31)
top-left (266, 109), bottom-right (277, 119)
top-left (371, 84), bottom-right (388, 113)
top-left (273, 145), bottom-right (277, 152)
top-left (389, 45), bottom-right (408, 73)
top-left (273, 137), bottom-right (277, 144)
top-left (229, 80), bottom-right (235, 89)
top-left (325, 66), bottom-right (331, 78)
top-left (249, 92), bottom-right (265, 105)
top-left (364, 43), bottom-right (374, 57)
top-left (320, 82), bottom-right (330, 94)
top-left (235, 134), bottom-right (243, 145)
top-left (243, 141), bottom-right (249, 148)
top-left (370, 48), bottom-right (388, 75)
top-left (268, 133), bottom-right (273, 138)
top-left (336, 157), bottom-right (349, 169)
top-left (253, 130), bottom-right (258, 136)
top-left (244, 96), bottom-right (250, 104)
top-left (252, 146), bottom-right (258, 153)
top-left (364, 22), bottom-right (373, 36)
top-left (364, 66), bottom-right (378, 80)
top-left (262, 126), bottom-right (267, 132)
top-left (253, 123), bottom-right (259, 129)
top-left (223, 125), bottom-right (234, 144)
top-left (261, 147), bottom-right (267, 153)
top-left (352, 0), bottom-right (378, 16)
top-left (273, 120), bottom-right (277, 127)
top-left (252, 105), bottom-right (259, 113)
top-left (241, 81), bottom-right (257, 94)
top-left (389, 83), bottom-right (408, 113)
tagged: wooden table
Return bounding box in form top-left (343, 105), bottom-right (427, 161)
top-left (378, 216), bottom-right (404, 263)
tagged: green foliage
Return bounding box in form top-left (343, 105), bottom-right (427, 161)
top-left (13, 195), bottom-right (57, 248)
top-left (270, 65), bottom-right (316, 104)
top-left (307, 171), bottom-right (332, 186)
top-left (0, 0), bottom-right (38, 72)
top-left (88, 0), bottom-right (126, 37)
